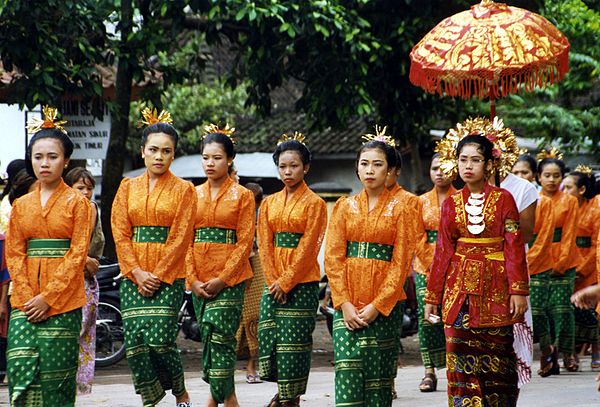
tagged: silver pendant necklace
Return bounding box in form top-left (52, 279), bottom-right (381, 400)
top-left (466, 191), bottom-right (485, 235)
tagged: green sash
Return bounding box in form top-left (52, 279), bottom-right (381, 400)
top-left (425, 230), bottom-right (437, 244)
top-left (27, 238), bottom-right (70, 257)
top-left (273, 232), bottom-right (303, 248)
top-left (132, 226), bottom-right (169, 243)
top-left (194, 227), bottom-right (237, 244)
top-left (552, 227), bottom-right (562, 243)
top-left (346, 241), bottom-right (393, 262)
top-left (576, 236), bottom-right (592, 248)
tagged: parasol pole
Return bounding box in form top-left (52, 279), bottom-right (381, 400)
top-left (490, 96), bottom-right (496, 119)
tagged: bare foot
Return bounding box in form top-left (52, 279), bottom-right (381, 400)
top-left (176, 391), bottom-right (190, 404)
top-left (224, 392), bottom-right (240, 407)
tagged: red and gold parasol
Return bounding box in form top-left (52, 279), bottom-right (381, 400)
top-left (409, 0), bottom-right (570, 117)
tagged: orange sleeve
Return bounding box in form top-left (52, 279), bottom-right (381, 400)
top-left (111, 178), bottom-right (139, 277)
top-left (153, 183), bottom-right (197, 282)
top-left (324, 198), bottom-right (351, 309)
top-left (184, 240), bottom-right (196, 288)
top-left (527, 199), bottom-right (554, 274)
top-left (219, 189), bottom-right (256, 286)
top-left (373, 201), bottom-right (418, 316)
top-left (42, 197), bottom-right (92, 309)
top-left (558, 197), bottom-right (578, 273)
top-left (579, 205), bottom-right (600, 279)
top-left (257, 198), bottom-right (277, 285)
top-left (278, 198), bottom-right (327, 293)
top-left (5, 201), bottom-right (35, 303)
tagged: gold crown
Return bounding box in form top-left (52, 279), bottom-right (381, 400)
top-left (536, 147), bottom-right (563, 162)
top-left (203, 123), bottom-right (236, 143)
top-left (362, 125), bottom-right (396, 147)
top-left (574, 164), bottom-right (593, 177)
top-left (26, 105), bottom-right (68, 135)
top-left (137, 107), bottom-right (173, 128)
top-left (435, 116), bottom-right (520, 179)
top-left (277, 131), bottom-right (306, 146)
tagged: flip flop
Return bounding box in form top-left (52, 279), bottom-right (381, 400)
top-left (246, 373), bottom-right (263, 384)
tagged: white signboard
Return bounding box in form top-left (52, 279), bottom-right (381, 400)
top-left (61, 100), bottom-right (111, 160)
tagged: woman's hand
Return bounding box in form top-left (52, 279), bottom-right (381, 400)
top-left (132, 268), bottom-right (161, 297)
top-left (424, 303), bottom-right (438, 324)
top-left (572, 286), bottom-right (600, 309)
top-left (341, 302), bottom-right (369, 331)
top-left (510, 295), bottom-right (528, 319)
top-left (84, 257), bottom-right (100, 279)
top-left (24, 294), bottom-right (50, 323)
top-left (269, 281), bottom-right (287, 304)
top-left (357, 304), bottom-right (380, 325)
top-left (191, 281), bottom-right (211, 298)
top-left (202, 278), bottom-right (226, 298)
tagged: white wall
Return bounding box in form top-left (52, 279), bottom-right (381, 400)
top-left (0, 104), bottom-right (29, 174)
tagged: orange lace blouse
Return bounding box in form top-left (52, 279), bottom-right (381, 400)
top-left (543, 190), bottom-right (578, 274)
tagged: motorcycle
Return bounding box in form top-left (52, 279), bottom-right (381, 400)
top-left (94, 259), bottom-right (201, 368)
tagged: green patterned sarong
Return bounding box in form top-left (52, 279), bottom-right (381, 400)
top-left (121, 278), bottom-right (186, 407)
top-left (258, 282), bottom-right (319, 402)
top-left (549, 268), bottom-right (576, 353)
top-left (574, 308), bottom-right (599, 345)
top-left (193, 283), bottom-right (245, 403)
top-left (7, 309), bottom-right (81, 407)
top-left (415, 273), bottom-right (446, 369)
top-left (333, 304), bottom-right (401, 407)
top-left (530, 270), bottom-right (552, 351)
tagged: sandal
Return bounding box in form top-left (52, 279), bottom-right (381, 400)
top-left (592, 354), bottom-right (600, 371)
top-left (267, 393), bottom-right (280, 407)
top-left (246, 373), bottom-right (263, 384)
top-left (564, 354), bottom-right (579, 372)
top-left (280, 397), bottom-right (300, 407)
top-left (419, 373), bottom-right (437, 392)
top-left (539, 346), bottom-right (560, 377)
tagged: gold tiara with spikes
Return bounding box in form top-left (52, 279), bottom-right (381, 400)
top-left (26, 105), bottom-right (68, 135)
top-left (536, 147), bottom-right (563, 162)
top-left (277, 131), bottom-right (306, 146)
top-left (435, 116), bottom-right (520, 179)
top-left (362, 125), bottom-right (396, 147)
top-left (137, 107), bottom-right (173, 128)
top-left (203, 123), bottom-right (236, 143)
top-left (574, 164), bottom-right (593, 177)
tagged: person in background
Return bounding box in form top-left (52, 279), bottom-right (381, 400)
top-left (0, 233), bottom-right (8, 385)
top-left (64, 167), bottom-right (105, 394)
top-left (235, 182), bottom-right (265, 384)
top-left (562, 166), bottom-right (599, 369)
top-left (0, 159), bottom-right (26, 234)
top-left (413, 154), bottom-right (456, 392)
top-left (6, 106), bottom-right (92, 406)
top-left (111, 108), bottom-right (195, 407)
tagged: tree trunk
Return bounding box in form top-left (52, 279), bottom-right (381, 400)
top-left (100, 0), bottom-right (134, 260)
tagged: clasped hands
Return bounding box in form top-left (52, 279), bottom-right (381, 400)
top-left (341, 302), bottom-right (380, 331)
top-left (190, 278), bottom-right (227, 299)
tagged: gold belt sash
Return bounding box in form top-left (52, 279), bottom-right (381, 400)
top-left (455, 237), bottom-right (505, 295)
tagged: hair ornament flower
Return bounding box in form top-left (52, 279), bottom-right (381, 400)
top-left (362, 125), bottom-right (397, 147)
top-left (26, 105), bottom-right (68, 135)
top-left (435, 116), bottom-right (519, 179)
top-left (277, 131), bottom-right (306, 146)
top-left (203, 123), bottom-right (236, 144)
top-left (574, 164), bottom-right (593, 177)
top-left (536, 146), bottom-right (563, 162)
top-left (137, 107), bottom-right (173, 128)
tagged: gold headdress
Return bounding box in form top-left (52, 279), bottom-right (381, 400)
top-left (203, 123), bottom-right (236, 144)
top-left (26, 105), bottom-right (68, 135)
top-left (362, 125), bottom-right (396, 147)
top-left (536, 147), bottom-right (563, 162)
top-left (435, 116), bottom-right (520, 179)
top-left (574, 164), bottom-right (593, 177)
top-left (277, 131), bottom-right (306, 146)
top-left (137, 107), bottom-right (173, 128)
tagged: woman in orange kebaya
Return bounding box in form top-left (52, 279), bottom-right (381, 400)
top-left (186, 124), bottom-right (255, 407)
top-left (537, 150), bottom-right (579, 372)
top-left (563, 166), bottom-right (599, 369)
top-left (6, 106), bottom-right (92, 406)
top-left (413, 154), bottom-right (456, 392)
top-left (257, 133), bottom-right (327, 407)
top-left (425, 130), bottom-right (529, 407)
top-left (112, 108), bottom-right (195, 407)
top-left (325, 129), bottom-right (416, 407)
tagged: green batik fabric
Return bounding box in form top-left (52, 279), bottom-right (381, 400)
top-left (530, 271), bottom-right (552, 351)
top-left (193, 283), bottom-right (245, 404)
top-left (549, 268), bottom-right (576, 354)
top-left (7, 309), bottom-right (81, 407)
top-left (333, 305), bottom-right (401, 407)
top-left (574, 308), bottom-right (599, 345)
top-left (414, 273), bottom-right (446, 369)
top-left (257, 282), bottom-right (319, 402)
top-left (120, 278), bottom-right (186, 407)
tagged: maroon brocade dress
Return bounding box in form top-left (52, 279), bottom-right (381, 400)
top-left (425, 184), bottom-right (529, 407)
